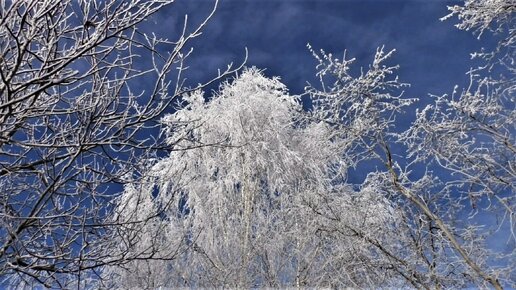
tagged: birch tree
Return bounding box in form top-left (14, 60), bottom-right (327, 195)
top-left (108, 68), bottom-right (405, 289)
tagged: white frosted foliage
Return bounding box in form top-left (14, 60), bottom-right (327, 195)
top-left (109, 68), bottom-right (399, 288)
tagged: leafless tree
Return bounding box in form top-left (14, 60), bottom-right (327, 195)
top-left (306, 1), bottom-right (514, 288)
top-left (0, 0), bottom-right (241, 287)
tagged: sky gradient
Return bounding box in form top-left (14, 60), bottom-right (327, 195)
top-left (150, 0), bottom-right (490, 102)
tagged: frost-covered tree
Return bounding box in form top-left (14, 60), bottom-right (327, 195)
top-left (306, 46), bottom-right (464, 289)
top-left (107, 68), bottom-right (406, 288)
top-left (305, 1), bottom-right (514, 289)
top-left (0, 0), bottom-right (241, 287)
top-left (442, 0), bottom-right (515, 62)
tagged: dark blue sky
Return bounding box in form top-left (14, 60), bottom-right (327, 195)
top-left (149, 0), bottom-right (489, 102)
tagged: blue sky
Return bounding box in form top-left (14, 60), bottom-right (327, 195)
top-left (149, 0), bottom-right (488, 102)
